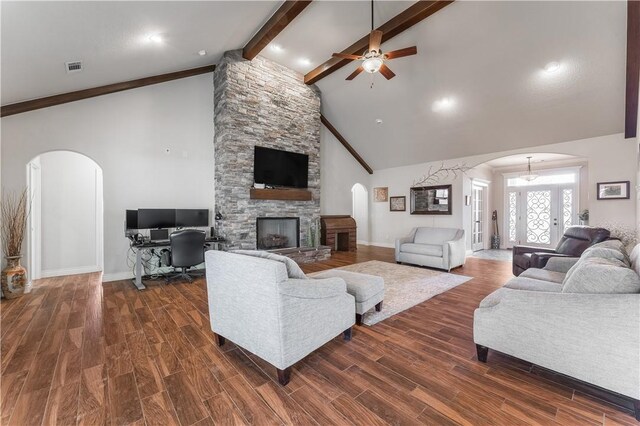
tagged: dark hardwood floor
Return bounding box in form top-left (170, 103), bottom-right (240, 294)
top-left (1, 245), bottom-right (637, 425)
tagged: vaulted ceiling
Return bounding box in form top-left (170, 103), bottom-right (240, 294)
top-left (1, 1), bottom-right (630, 170)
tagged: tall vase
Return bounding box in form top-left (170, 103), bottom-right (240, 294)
top-left (1, 256), bottom-right (27, 299)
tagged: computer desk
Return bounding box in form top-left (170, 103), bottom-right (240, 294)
top-left (130, 237), bottom-right (226, 290)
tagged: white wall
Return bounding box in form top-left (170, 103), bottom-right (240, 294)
top-left (320, 126), bottom-right (371, 215)
top-left (367, 133), bottom-right (637, 248)
top-left (38, 151), bottom-right (102, 277)
top-left (0, 74), bottom-right (215, 281)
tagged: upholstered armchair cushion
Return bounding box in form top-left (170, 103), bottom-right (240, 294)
top-left (232, 249), bottom-right (307, 279)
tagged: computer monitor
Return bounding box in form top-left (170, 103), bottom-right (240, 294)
top-left (125, 210), bottom-right (138, 230)
top-left (176, 209), bottom-right (209, 227)
top-left (137, 209), bottom-right (176, 229)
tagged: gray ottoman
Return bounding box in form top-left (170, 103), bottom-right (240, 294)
top-left (312, 270), bottom-right (384, 325)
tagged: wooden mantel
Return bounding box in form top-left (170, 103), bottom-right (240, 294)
top-left (250, 188), bottom-right (313, 201)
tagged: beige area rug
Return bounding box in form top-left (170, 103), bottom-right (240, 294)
top-left (311, 260), bottom-right (472, 326)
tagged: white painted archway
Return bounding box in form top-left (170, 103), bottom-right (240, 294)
top-left (351, 183), bottom-right (369, 244)
top-left (27, 150), bottom-right (104, 281)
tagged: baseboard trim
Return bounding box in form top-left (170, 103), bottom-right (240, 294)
top-left (368, 242), bottom-right (394, 249)
top-left (102, 271), bottom-right (134, 283)
top-left (40, 266), bottom-right (102, 278)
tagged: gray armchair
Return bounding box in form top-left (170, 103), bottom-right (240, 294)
top-left (205, 251), bottom-right (355, 385)
top-left (395, 227), bottom-right (466, 271)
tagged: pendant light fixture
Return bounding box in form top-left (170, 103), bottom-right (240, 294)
top-left (521, 156), bottom-right (538, 182)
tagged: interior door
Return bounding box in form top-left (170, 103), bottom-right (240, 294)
top-left (472, 184), bottom-right (485, 251)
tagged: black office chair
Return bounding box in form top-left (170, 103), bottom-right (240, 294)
top-left (165, 229), bottom-right (206, 283)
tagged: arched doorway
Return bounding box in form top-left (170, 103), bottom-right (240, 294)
top-left (27, 151), bottom-right (104, 280)
top-left (351, 183), bottom-right (369, 243)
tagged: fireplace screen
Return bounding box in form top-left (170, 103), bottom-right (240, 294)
top-left (256, 217), bottom-right (300, 250)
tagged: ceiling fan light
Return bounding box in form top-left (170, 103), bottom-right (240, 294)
top-left (362, 57), bottom-right (383, 74)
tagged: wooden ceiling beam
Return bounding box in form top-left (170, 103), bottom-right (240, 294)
top-left (625, 0), bottom-right (639, 138)
top-left (304, 0), bottom-right (453, 85)
top-left (1, 65), bottom-right (215, 118)
top-left (321, 114), bottom-right (373, 174)
top-left (243, 1), bottom-right (313, 61)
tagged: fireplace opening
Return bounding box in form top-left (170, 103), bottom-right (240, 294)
top-left (256, 217), bottom-right (300, 250)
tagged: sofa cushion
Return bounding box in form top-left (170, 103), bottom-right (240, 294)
top-left (400, 243), bottom-right (443, 257)
top-left (562, 257), bottom-right (640, 294)
top-left (232, 250), bottom-right (307, 279)
top-left (413, 228), bottom-right (459, 245)
top-left (519, 268), bottom-right (566, 284)
top-left (582, 240), bottom-right (631, 266)
top-left (504, 276), bottom-right (563, 292)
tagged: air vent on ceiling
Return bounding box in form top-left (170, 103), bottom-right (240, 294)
top-left (65, 61), bottom-right (83, 73)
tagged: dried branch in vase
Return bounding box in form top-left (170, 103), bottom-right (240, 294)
top-left (412, 163), bottom-right (473, 187)
top-left (1, 189), bottom-right (29, 257)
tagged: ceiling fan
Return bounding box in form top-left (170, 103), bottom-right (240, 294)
top-left (332, 0), bottom-right (417, 81)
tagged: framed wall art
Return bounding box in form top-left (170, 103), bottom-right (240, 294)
top-left (374, 187), bottom-right (388, 202)
top-left (410, 184), bottom-right (452, 215)
top-left (389, 196), bottom-right (406, 212)
top-left (597, 181), bottom-right (630, 200)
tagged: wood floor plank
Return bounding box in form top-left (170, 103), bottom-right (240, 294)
top-left (202, 391), bottom-right (248, 426)
top-left (164, 370), bottom-right (209, 426)
top-left (141, 391), bottom-right (181, 426)
top-left (109, 371), bottom-right (144, 425)
top-left (221, 375), bottom-right (282, 425)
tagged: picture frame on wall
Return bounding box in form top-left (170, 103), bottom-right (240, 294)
top-left (389, 196), bottom-right (406, 212)
top-left (374, 187), bottom-right (389, 202)
top-left (596, 181), bottom-right (630, 200)
top-left (410, 184), bottom-right (452, 215)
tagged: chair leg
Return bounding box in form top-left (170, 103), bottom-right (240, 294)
top-left (355, 314), bottom-right (363, 326)
top-left (375, 301), bottom-right (383, 312)
top-left (214, 333), bottom-right (226, 347)
top-left (634, 399), bottom-right (640, 421)
top-left (277, 367), bottom-right (291, 386)
top-left (343, 327), bottom-right (352, 341)
top-left (476, 344), bottom-right (488, 363)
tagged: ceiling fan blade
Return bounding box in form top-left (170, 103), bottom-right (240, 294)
top-left (384, 46), bottom-right (417, 60)
top-left (346, 66), bottom-right (364, 81)
top-left (332, 53), bottom-right (363, 61)
top-left (379, 63), bottom-right (395, 80)
top-left (369, 30), bottom-right (383, 53)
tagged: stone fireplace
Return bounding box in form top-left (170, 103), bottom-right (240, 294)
top-left (256, 217), bottom-right (300, 250)
top-left (213, 50), bottom-right (321, 249)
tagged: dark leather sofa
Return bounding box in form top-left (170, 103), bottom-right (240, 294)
top-left (512, 226), bottom-right (610, 276)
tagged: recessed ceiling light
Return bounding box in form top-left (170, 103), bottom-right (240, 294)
top-left (147, 34), bottom-right (163, 43)
top-left (198, 50), bottom-right (207, 56)
top-left (375, 118), bottom-right (383, 124)
top-left (432, 97), bottom-right (456, 113)
top-left (544, 61), bottom-right (561, 74)
top-left (298, 58), bottom-right (311, 66)
top-left (270, 44), bottom-right (283, 52)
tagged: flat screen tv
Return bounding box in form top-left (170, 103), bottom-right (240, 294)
top-left (254, 146), bottom-right (308, 188)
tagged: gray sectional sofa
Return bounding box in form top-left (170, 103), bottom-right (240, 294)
top-left (474, 240), bottom-right (640, 419)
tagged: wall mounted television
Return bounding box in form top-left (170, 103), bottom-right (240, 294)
top-left (254, 146), bottom-right (309, 189)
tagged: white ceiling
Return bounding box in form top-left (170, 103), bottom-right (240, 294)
top-left (1, 1), bottom-right (629, 171)
top-left (0, 1), bottom-right (280, 103)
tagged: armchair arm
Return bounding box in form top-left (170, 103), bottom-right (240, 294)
top-left (279, 277), bottom-right (347, 299)
top-left (512, 245), bottom-right (557, 256)
top-left (530, 252), bottom-right (573, 269)
top-left (395, 228), bottom-right (417, 261)
top-left (443, 230), bottom-right (466, 270)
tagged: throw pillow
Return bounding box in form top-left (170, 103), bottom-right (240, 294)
top-left (562, 257), bottom-right (640, 294)
top-left (231, 250), bottom-right (307, 279)
top-left (581, 246), bottom-right (630, 266)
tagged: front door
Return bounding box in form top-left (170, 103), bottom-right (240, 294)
top-left (507, 185), bottom-right (576, 248)
top-left (472, 184), bottom-right (485, 251)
